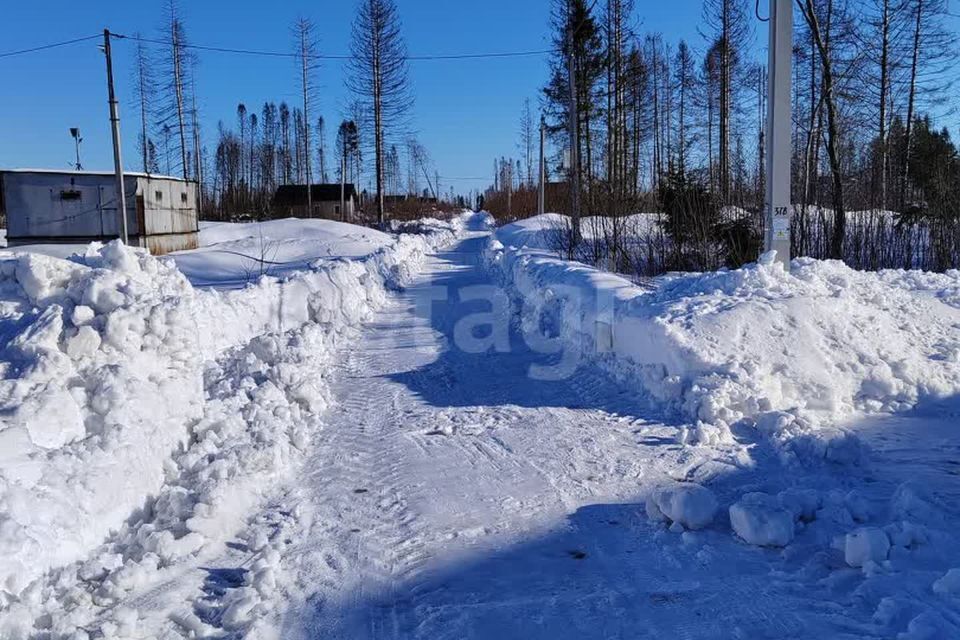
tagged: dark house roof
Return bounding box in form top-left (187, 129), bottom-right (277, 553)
top-left (273, 183), bottom-right (357, 207)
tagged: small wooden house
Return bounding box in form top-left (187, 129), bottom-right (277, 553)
top-left (272, 184), bottom-right (357, 220)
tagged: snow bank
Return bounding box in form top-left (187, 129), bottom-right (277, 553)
top-left (173, 218), bottom-right (395, 288)
top-left (0, 213), bottom-right (471, 602)
top-left (485, 223), bottom-right (960, 465)
top-left (0, 244), bottom-right (204, 597)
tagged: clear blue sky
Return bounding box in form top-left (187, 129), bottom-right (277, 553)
top-left (1, 0), bottom-right (731, 197)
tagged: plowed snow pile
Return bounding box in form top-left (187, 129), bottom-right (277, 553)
top-left (0, 214), bottom-right (469, 616)
top-left (487, 215), bottom-right (960, 464)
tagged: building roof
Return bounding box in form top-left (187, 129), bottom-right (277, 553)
top-left (273, 184), bottom-right (358, 206)
top-left (0, 168), bottom-right (196, 183)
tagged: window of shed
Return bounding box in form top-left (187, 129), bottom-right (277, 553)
top-left (155, 191), bottom-right (163, 202)
top-left (181, 192), bottom-right (188, 204)
top-left (60, 190), bottom-right (82, 201)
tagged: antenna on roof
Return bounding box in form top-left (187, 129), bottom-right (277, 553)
top-left (69, 128), bottom-right (83, 171)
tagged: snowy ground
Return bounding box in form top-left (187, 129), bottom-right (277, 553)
top-left (171, 219), bottom-right (396, 288)
top-left (1, 213), bottom-right (959, 638)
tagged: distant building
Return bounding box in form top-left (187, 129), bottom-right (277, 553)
top-left (0, 169), bottom-right (199, 255)
top-left (271, 184), bottom-right (357, 220)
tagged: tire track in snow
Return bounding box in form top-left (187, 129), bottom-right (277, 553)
top-left (265, 235), bottom-right (693, 638)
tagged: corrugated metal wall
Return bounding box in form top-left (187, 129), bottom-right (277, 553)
top-left (2, 171), bottom-right (199, 254)
top-left (3, 172), bottom-right (140, 240)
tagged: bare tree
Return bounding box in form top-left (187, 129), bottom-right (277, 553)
top-left (898, 0), bottom-right (954, 208)
top-left (673, 40), bottom-right (698, 176)
top-left (293, 17), bottom-right (320, 216)
top-left (131, 34), bottom-right (154, 174)
top-left (317, 116), bottom-right (329, 183)
top-left (347, 0), bottom-right (414, 225)
top-left (160, 0), bottom-right (191, 180)
top-left (701, 0), bottom-right (750, 204)
top-left (279, 102), bottom-right (292, 183)
top-left (796, 0), bottom-right (846, 259)
top-left (518, 98), bottom-right (536, 187)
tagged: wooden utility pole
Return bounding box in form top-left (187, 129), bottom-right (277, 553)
top-left (191, 77), bottom-right (203, 220)
top-left (538, 115), bottom-right (546, 216)
top-left (103, 29), bottom-right (129, 245)
top-left (764, 0), bottom-right (792, 268)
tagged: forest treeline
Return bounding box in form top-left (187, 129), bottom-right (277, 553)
top-left (485, 0), bottom-right (960, 273)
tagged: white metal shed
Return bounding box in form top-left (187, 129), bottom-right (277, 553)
top-left (0, 169), bottom-right (200, 255)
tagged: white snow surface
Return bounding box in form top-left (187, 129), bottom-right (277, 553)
top-left (171, 218), bottom-right (396, 288)
top-left (2, 211), bottom-right (960, 639)
top-left (0, 214), bottom-right (470, 615)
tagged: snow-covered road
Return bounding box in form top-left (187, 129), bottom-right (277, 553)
top-left (199, 226), bottom-right (946, 639)
top-left (275, 231), bottom-right (679, 638)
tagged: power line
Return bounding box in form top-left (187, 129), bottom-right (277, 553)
top-left (0, 31), bottom-right (552, 64)
top-left (111, 32), bottom-right (551, 62)
top-left (0, 34), bottom-right (101, 60)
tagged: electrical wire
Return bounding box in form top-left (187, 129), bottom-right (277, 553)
top-left (112, 32), bottom-right (551, 62)
top-left (756, 0), bottom-right (770, 22)
top-left (0, 34), bottom-right (101, 60)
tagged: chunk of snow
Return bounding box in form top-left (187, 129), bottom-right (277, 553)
top-left (845, 527), bottom-right (891, 568)
top-left (15, 388), bottom-right (85, 449)
top-left (777, 488), bottom-right (821, 523)
top-left (66, 325), bottom-right (101, 359)
top-left (899, 611), bottom-right (957, 640)
top-left (71, 304), bottom-right (95, 326)
top-left (729, 493), bottom-right (796, 547)
top-left (647, 483), bottom-right (719, 531)
top-left (933, 569), bottom-right (960, 597)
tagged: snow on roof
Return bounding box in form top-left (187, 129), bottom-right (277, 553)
top-left (0, 168), bottom-right (195, 183)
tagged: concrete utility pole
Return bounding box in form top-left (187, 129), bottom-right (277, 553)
top-left (538, 116), bottom-right (546, 216)
top-left (764, 0), bottom-right (793, 268)
top-left (566, 16), bottom-right (582, 244)
top-left (191, 78), bottom-right (203, 220)
top-left (103, 29), bottom-right (129, 245)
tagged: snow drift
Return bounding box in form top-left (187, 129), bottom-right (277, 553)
top-left (485, 214), bottom-right (960, 464)
top-left (0, 214), bottom-right (470, 600)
